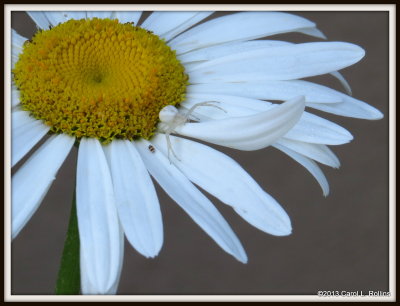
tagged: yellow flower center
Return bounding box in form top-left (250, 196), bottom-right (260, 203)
top-left (12, 18), bottom-right (188, 143)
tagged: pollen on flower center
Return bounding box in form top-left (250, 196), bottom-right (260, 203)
top-left (12, 18), bottom-right (188, 143)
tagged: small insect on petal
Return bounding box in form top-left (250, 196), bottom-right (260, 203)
top-left (148, 145), bottom-right (156, 153)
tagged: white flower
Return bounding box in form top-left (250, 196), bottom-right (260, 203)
top-left (11, 11), bottom-right (383, 294)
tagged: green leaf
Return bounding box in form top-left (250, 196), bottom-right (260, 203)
top-left (55, 191), bottom-right (80, 295)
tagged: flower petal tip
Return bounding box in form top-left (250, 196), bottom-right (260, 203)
top-left (135, 243), bottom-right (162, 258)
top-left (314, 28), bottom-right (327, 40)
top-left (271, 223), bottom-right (292, 237)
top-left (277, 228), bottom-right (292, 237)
top-left (143, 247), bottom-right (162, 259)
top-left (340, 43), bottom-right (365, 62)
top-left (353, 44), bottom-right (366, 61)
top-left (236, 253), bottom-right (248, 264)
top-left (371, 109), bottom-right (384, 120)
top-left (239, 258), bottom-right (248, 264)
top-left (144, 254), bottom-right (158, 259)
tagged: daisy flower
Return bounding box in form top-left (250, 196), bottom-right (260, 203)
top-left (11, 10), bottom-right (383, 294)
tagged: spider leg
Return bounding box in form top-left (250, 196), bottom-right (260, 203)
top-left (165, 129), bottom-right (181, 163)
top-left (187, 113), bottom-right (201, 122)
top-left (184, 101), bottom-right (227, 121)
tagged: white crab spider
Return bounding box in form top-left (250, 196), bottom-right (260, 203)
top-left (159, 101), bottom-right (226, 162)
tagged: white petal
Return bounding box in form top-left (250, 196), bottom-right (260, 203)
top-left (135, 139), bottom-right (247, 263)
top-left (169, 12), bottom-right (324, 53)
top-left (12, 134), bottom-right (74, 239)
top-left (300, 27), bottom-right (326, 39)
top-left (284, 112), bottom-right (353, 145)
top-left (188, 42), bottom-right (365, 83)
top-left (174, 96), bottom-right (305, 151)
top-left (11, 30), bottom-right (27, 68)
top-left (184, 93), bottom-right (353, 145)
top-left (12, 54), bottom-right (19, 69)
top-left (86, 11), bottom-right (113, 19)
top-left (12, 49), bottom-right (20, 62)
top-left (183, 96), bottom-right (342, 166)
top-left (12, 111), bottom-right (50, 167)
top-left (44, 11), bottom-right (86, 26)
top-left (330, 71), bottom-right (352, 96)
top-left (80, 224), bottom-right (124, 295)
top-left (141, 11), bottom-right (199, 37)
top-left (80, 254), bottom-right (97, 295)
top-left (179, 40), bottom-right (291, 64)
top-left (76, 138), bottom-right (121, 293)
top-left (188, 80), bottom-right (343, 104)
top-left (103, 140), bottom-right (163, 258)
top-left (27, 11), bottom-right (51, 29)
top-left (113, 11), bottom-right (142, 25)
top-left (11, 29), bottom-right (26, 52)
top-left (151, 134), bottom-right (292, 236)
top-left (163, 12), bottom-right (213, 41)
top-left (308, 99), bottom-right (384, 120)
top-left (275, 138), bottom-right (340, 168)
top-left (180, 40), bottom-right (352, 96)
top-left (273, 143), bottom-right (329, 196)
top-left (188, 80), bottom-right (383, 119)
top-left (12, 56), bottom-right (19, 69)
top-left (105, 225), bottom-right (124, 295)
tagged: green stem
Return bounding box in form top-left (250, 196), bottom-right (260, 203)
top-left (55, 191), bottom-right (80, 295)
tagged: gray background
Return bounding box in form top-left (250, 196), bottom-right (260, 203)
top-left (11, 11), bottom-right (389, 295)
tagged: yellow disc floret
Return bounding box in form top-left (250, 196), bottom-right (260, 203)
top-left (13, 18), bottom-right (188, 143)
